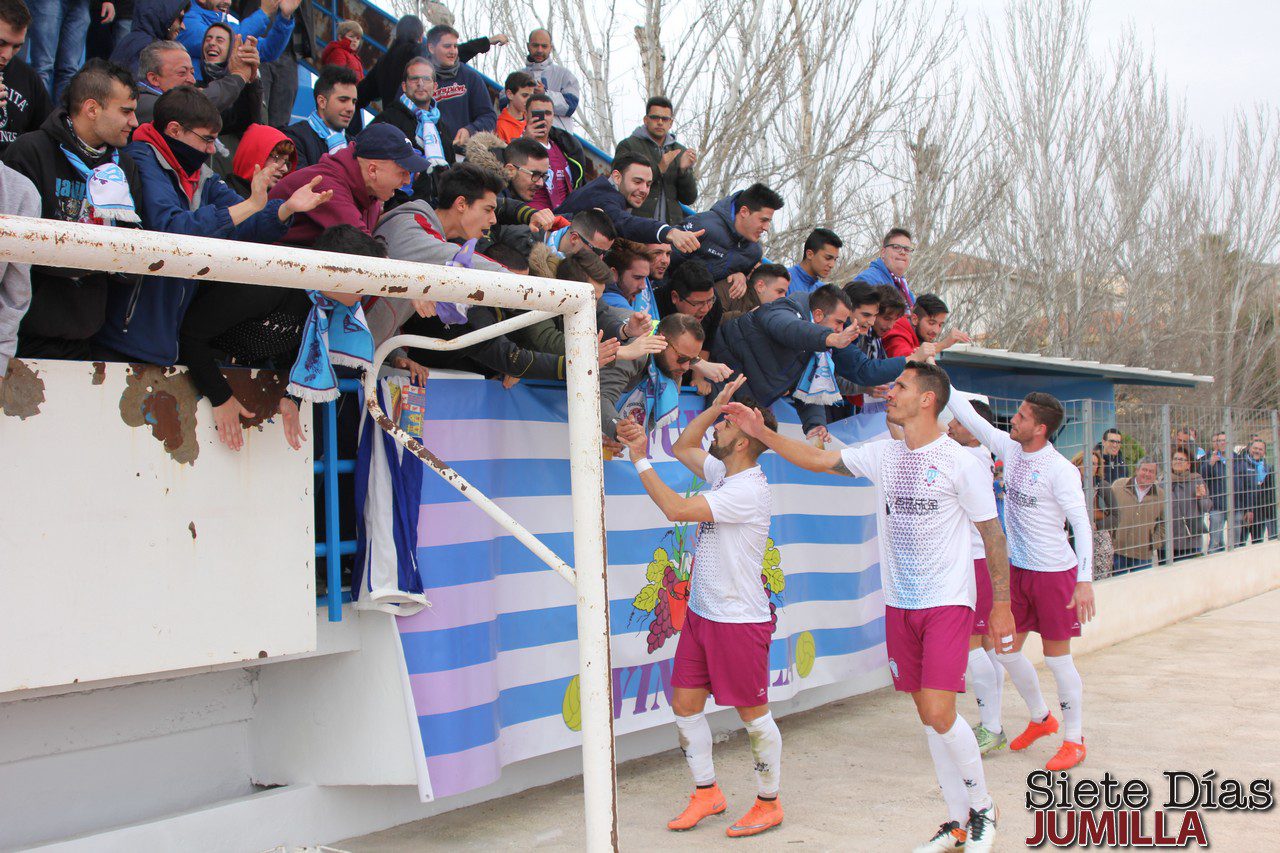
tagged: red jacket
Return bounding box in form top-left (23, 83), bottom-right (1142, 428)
top-left (320, 40), bottom-right (365, 79)
top-left (881, 315), bottom-right (920, 357)
top-left (269, 146), bottom-right (381, 246)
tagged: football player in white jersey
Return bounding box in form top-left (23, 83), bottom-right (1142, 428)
top-left (947, 389), bottom-right (1095, 772)
top-left (725, 362), bottom-right (1014, 853)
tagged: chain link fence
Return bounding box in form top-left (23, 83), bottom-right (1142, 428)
top-left (978, 396), bottom-right (1279, 579)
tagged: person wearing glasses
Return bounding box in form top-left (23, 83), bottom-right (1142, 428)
top-left (613, 95), bottom-right (698, 226)
top-left (522, 91), bottom-right (585, 210)
top-left (599, 311), bottom-right (703, 440)
top-left (368, 57), bottom-right (455, 209)
top-left (1095, 427), bottom-right (1129, 485)
top-left (853, 226), bottom-right (918, 310)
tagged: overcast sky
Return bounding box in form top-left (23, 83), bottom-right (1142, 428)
top-left (964, 0), bottom-right (1280, 136)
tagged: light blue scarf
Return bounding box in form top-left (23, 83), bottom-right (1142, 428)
top-left (306, 111), bottom-right (349, 155)
top-left (60, 145), bottom-right (139, 224)
top-left (617, 356), bottom-right (679, 431)
top-left (793, 311), bottom-right (843, 406)
top-left (399, 94), bottom-right (448, 168)
top-left (288, 292), bottom-right (372, 402)
top-left (633, 279), bottom-right (660, 323)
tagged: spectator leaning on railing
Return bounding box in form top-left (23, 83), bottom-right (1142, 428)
top-left (1110, 458), bottom-right (1165, 573)
top-left (0, 0), bottom-right (53, 155)
top-left (557, 152), bottom-right (702, 255)
top-left (613, 96), bottom-right (697, 227)
top-left (670, 183), bottom-right (781, 311)
top-left (1071, 449), bottom-right (1117, 579)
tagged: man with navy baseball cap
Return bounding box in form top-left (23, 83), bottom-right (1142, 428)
top-left (272, 123), bottom-right (433, 246)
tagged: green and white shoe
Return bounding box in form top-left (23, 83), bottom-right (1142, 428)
top-left (973, 724), bottom-right (1008, 755)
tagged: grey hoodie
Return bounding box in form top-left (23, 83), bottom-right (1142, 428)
top-left (522, 56), bottom-right (580, 133)
top-left (0, 164), bottom-right (41, 373)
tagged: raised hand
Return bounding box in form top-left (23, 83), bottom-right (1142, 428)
top-left (248, 164), bottom-right (272, 207)
top-left (907, 341), bottom-right (938, 363)
top-left (598, 332), bottom-right (620, 367)
top-left (666, 227), bottom-right (703, 254)
top-left (725, 271), bottom-right (747, 300)
top-left (712, 374), bottom-right (747, 408)
top-left (679, 148), bottom-right (697, 171)
top-left (528, 208), bottom-right (555, 232)
top-left (617, 333), bottom-right (667, 361)
top-left (616, 419), bottom-right (649, 460)
top-left (623, 310), bottom-right (653, 340)
top-left (280, 176), bottom-right (333, 220)
top-left (824, 322), bottom-right (859, 349)
top-left (721, 401), bottom-right (765, 438)
top-left (658, 149), bottom-right (680, 172)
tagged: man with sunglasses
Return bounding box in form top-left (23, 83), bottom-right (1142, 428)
top-left (853, 226), bottom-right (918, 311)
top-left (613, 95), bottom-right (697, 226)
top-left (599, 312), bottom-right (703, 440)
top-left (522, 91), bottom-right (585, 210)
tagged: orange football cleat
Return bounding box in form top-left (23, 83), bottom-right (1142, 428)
top-left (726, 796), bottom-right (784, 838)
top-left (1045, 740), bottom-right (1087, 771)
top-left (667, 784), bottom-right (727, 831)
top-left (1010, 714), bottom-right (1059, 751)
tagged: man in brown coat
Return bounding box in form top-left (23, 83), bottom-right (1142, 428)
top-left (1110, 458), bottom-right (1165, 573)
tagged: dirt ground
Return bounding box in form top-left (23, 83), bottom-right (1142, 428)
top-left (341, 590), bottom-right (1280, 851)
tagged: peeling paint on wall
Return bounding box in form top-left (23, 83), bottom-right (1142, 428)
top-left (1, 359), bottom-right (46, 419)
top-left (222, 368), bottom-right (288, 430)
top-left (119, 365), bottom-right (200, 465)
top-left (91, 362), bottom-right (106, 385)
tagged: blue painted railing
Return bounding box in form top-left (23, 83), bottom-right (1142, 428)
top-left (314, 378), bottom-right (361, 620)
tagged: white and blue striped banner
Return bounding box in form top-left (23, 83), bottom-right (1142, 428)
top-left (381, 373), bottom-right (890, 801)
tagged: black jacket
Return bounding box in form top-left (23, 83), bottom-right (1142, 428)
top-left (368, 98), bottom-right (456, 209)
top-left (0, 58), bottom-right (53, 155)
top-left (1, 109), bottom-right (143, 356)
top-left (280, 119), bottom-right (353, 170)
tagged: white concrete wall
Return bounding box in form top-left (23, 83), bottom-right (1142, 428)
top-left (0, 360), bottom-right (316, 693)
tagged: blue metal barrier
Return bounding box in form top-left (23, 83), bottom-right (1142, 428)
top-left (314, 378), bottom-right (361, 620)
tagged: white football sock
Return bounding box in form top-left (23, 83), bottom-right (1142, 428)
top-left (997, 651), bottom-right (1050, 721)
top-left (939, 715), bottom-right (993, 811)
top-left (743, 711), bottom-right (782, 796)
top-left (986, 647), bottom-right (1005, 711)
top-left (925, 725), bottom-right (971, 824)
top-left (1045, 654), bottom-right (1084, 741)
top-left (967, 647), bottom-right (1002, 733)
top-left (674, 712), bottom-right (715, 785)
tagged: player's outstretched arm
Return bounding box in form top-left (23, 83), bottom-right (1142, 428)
top-left (946, 388), bottom-right (1012, 454)
top-left (722, 402), bottom-right (852, 476)
top-left (617, 420), bottom-right (714, 523)
top-left (671, 375), bottom-right (748, 477)
top-left (1053, 465), bottom-right (1097, 623)
top-left (976, 517), bottom-right (1016, 653)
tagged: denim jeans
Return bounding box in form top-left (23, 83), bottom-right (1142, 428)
top-left (1112, 554), bottom-right (1152, 574)
top-left (25, 0), bottom-right (90, 100)
top-left (1207, 508), bottom-right (1228, 552)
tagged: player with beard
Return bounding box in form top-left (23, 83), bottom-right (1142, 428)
top-left (616, 376), bottom-right (784, 838)
top-left (723, 362), bottom-right (1014, 852)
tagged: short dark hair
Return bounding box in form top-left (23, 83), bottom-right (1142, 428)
top-left (645, 95), bottom-right (673, 114)
top-left (437, 163), bottom-right (505, 210)
top-left (970, 399), bottom-right (996, 426)
top-left (526, 93), bottom-right (554, 113)
top-left (503, 137), bottom-right (549, 167)
top-left (568, 208), bottom-right (616, 243)
top-left (882, 227), bottom-right (912, 246)
top-left (915, 293), bottom-right (948, 318)
top-left (402, 56), bottom-right (433, 82)
top-left (604, 239), bottom-right (652, 275)
top-left (656, 312), bottom-right (705, 343)
top-left (736, 399), bottom-right (778, 460)
top-left (392, 14), bottom-right (425, 46)
top-left (809, 283), bottom-right (852, 317)
top-left (738, 182), bottom-right (784, 213)
top-left (315, 64), bottom-right (359, 102)
top-left (203, 21), bottom-right (233, 44)
top-left (504, 70), bottom-right (536, 94)
top-left (803, 227), bottom-right (842, 256)
top-left (611, 152), bottom-right (652, 179)
top-left (843, 281), bottom-right (879, 310)
top-left (154, 85), bottom-right (222, 134)
top-left (873, 284), bottom-right (907, 318)
top-left (668, 261), bottom-right (715, 300)
top-left (483, 243), bottom-right (529, 272)
top-left (313, 223), bottom-right (387, 258)
top-left (903, 361), bottom-right (951, 414)
top-left (425, 24), bottom-right (458, 48)
top-left (749, 263), bottom-right (790, 286)
top-left (1024, 391), bottom-right (1065, 436)
top-left (1103, 427), bottom-right (1122, 441)
top-left (0, 0), bottom-right (32, 29)
top-left (66, 59), bottom-right (137, 116)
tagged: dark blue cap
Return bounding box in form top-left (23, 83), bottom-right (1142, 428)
top-left (354, 123), bottom-right (433, 172)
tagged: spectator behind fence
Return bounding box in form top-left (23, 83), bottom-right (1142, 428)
top-left (0, 163), bottom-right (39, 386)
top-left (1259, 458), bottom-right (1277, 542)
top-left (1175, 426), bottom-right (1206, 460)
top-left (852, 226), bottom-right (916, 310)
top-left (0, 0), bottom-right (52, 155)
top-left (1232, 438), bottom-right (1271, 547)
top-left (599, 312), bottom-right (702, 440)
top-left (1110, 458), bottom-right (1165, 573)
top-left (1201, 430), bottom-right (1229, 553)
top-left (136, 39), bottom-right (253, 123)
top-left (881, 292), bottom-right (969, 358)
top-left (238, 0), bottom-right (311, 127)
top-left (111, 0), bottom-right (185, 76)
top-left (425, 24), bottom-right (496, 146)
top-left (671, 182), bottom-right (781, 316)
top-left (1097, 427), bottom-right (1129, 484)
top-left (272, 123), bottom-right (423, 247)
top-left (179, 223), bottom-right (381, 452)
top-left (177, 0), bottom-right (295, 76)
top-left (99, 85), bottom-right (330, 364)
top-left (320, 20), bottom-right (363, 79)
top-left (24, 0), bottom-right (89, 101)
top-left (2, 59), bottom-right (143, 359)
top-left (523, 92), bottom-right (584, 210)
top-left (197, 23), bottom-right (262, 138)
top-left (495, 71), bottom-right (535, 143)
top-left (282, 65), bottom-right (357, 169)
top-left (225, 122), bottom-right (293, 196)
top-left (369, 56), bottom-right (454, 208)
top-left (613, 96), bottom-right (697, 226)
top-left (558, 152), bottom-right (702, 254)
top-left (522, 28), bottom-right (578, 133)
top-left (788, 228), bottom-right (842, 295)
top-left (1170, 445), bottom-right (1212, 561)
top-left (1071, 449), bottom-right (1118, 579)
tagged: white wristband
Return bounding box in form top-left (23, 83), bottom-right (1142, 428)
top-left (633, 459), bottom-right (653, 474)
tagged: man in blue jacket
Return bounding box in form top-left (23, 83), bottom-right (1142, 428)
top-left (853, 226), bottom-right (916, 310)
top-left (426, 24), bottom-right (496, 146)
top-left (1232, 439), bottom-right (1272, 547)
top-left (1200, 431), bottom-right (1229, 552)
top-left (96, 85), bottom-right (331, 365)
top-left (670, 182), bottom-right (783, 309)
top-left (557, 152), bottom-right (703, 254)
top-left (787, 227), bottom-right (842, 295)
top-left (178, 0), bottom-right (298, 75)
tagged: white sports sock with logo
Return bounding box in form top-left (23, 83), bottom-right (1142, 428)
top-left (939, 715), bottom-right (993, 812)
top-left (674, 712), bottom-right (715, 785)
top-left (924, 725), bottom-right (971, 824)
top-left (743, 711), bottom-right (782, 796)
top-left (986, 647), bottom-right (1005, 710)
top-left (967, 647), bottom-right (1002, 733)
top-left (1045, 654), bottom-right (1084, 741)
top-left (997, 651), bottom-right (1051, 721)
